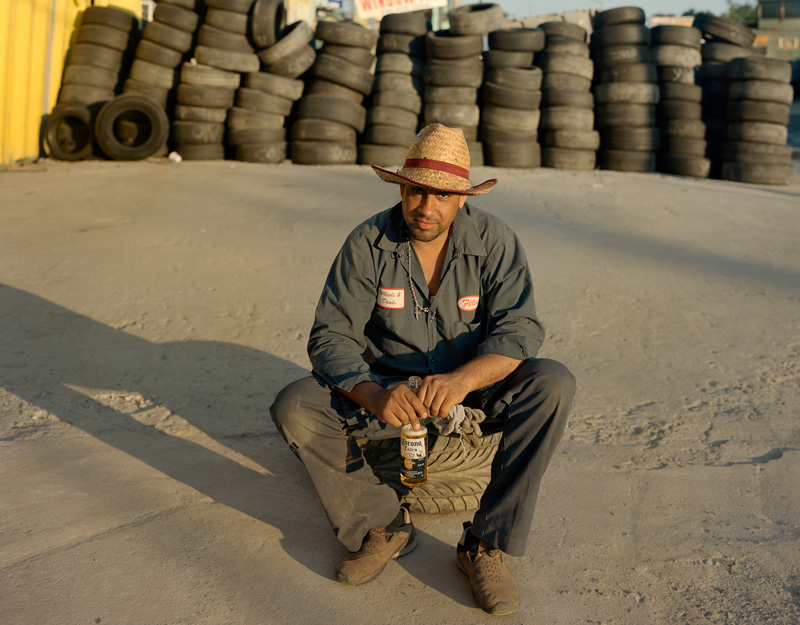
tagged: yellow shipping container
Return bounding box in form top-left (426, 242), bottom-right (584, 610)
top-left (0, 0), bottom-right (141, 166)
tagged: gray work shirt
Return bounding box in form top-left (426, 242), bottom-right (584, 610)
top-left (308, 201), bottom-right (545, 392)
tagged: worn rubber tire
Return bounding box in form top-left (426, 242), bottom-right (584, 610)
top-left (251, 0), bottom-right (287, 49)
top-left (129, 59), bottom-right (177, 90)
top-left (257, 21), bottom-right (314, 65)
top-left (82, 6), bottom-right (137, 33)
top-left (539, 21), bottom-right (587, 42)
top-left (727, 57), bottom-right (792, 83)
top-left (380, 12), bottom-right (427, 36)
top-left (595, 103), bottom-right (656, 127)
top-left (424, 85), bottom-right (478, 105)
top-left (306, 78), bottom-right (364, 104)
top-left (77, 24), bottom-right (132, 52)
top-left (197, 24), bottom-right (254, 52)
top-left (377, 33), bottom-right (427, 58)
top-left (357, 143), bottom-right (408, 166)
top-left (661, 118), bottom-right (706, 139)
top-left (153, 3), bottom-right (199, 32)
top-left (721, 140), bottom-right (792, 164)
top-left (482, 104), bottom-right (541, 132)
top-left (541, 72), bottom-right (591, 92)
top-left (290, 140), bottom-right (357, 164)
top-left (651, 25), bottom-right (702, 49)
top-left (659, 83), bottom-right (702, 102)
top-left (649, 45), bottom-right (702, 69)
top-left (590, 23), bottom-right (650, 49)
top-left (227, 106), bottom-right (284, 129)
top-left (485, 66), bottom-right (542, 90)
top-left (58, 83), bottom-right (115, 105)
top-left (661, 136), bottom-right (707, 156)
top-left (171, 120), bottom-right (225, 144)
top-left (323, 44), bottom-right (376, 70)
top-left (480, 123), bottom-right (537, 144)
top-left (176, 143), bottom-right (226, 160)
top-left (424, 62), bottom-right (482, 88)
top-left (484, 141), bottom-right (541, 168)
top-left (205, 8), bottom-right (249, 34)
top-left (368, 105), bottom-right (420, 129)
top-left (728, 80), bottom-right (794, 105)
top-left (68, 43), bottom-right (124, 72)
top-left (659, 100), bottom-right (702, 120)
top-left (598, 148), bottom-right (656, 171)
top-left (142, 20), bottom-right (193, 52)
top-left (423, 103), bottom-right (480, 127)
top-left (657, 153), bottom-right (711, 177)
top-left (693, 12), bottom-right (756, 48)
top-left (594, 82), bottom-right (659, 104)
top-left (245, 71), bottom-right (304, 100)
top-left (236, 141), bottom-right (287, 163)
top-left (122, 79), bottom-right (169, 108)
top-left (600, 126), bottom-right (660, 150)
top-left (542, 146), bottom-right (596, 170)
top-left (362, 124), bottom-right (417, 146)
top-left (542, 129), bottom-right (600, 149)
top-left (173, 104), bottom-right (229, 122)
top-left (726, 121), bottom-right (787, 145)
top-left (135, 39), bottom-right (184, 68)
top-left (541, 89), bottom-right (593, 108)
top-left (540, 106), bottom-right (594, 130)
top-left (599, 62), bottom-right (657, 83)
top-left (296, 94), bottom-right (367, 132)
top-left (227, 126), bottom-right (285, 145)
top-left (370, 88), bottom-right (422, 113)
top-left (205, 0), bottom-right (255, 12)
top-left (726, 99), bottom-right (791, 125)
top-left (543, 37), bottom-right (590, 57)
top-left (488, 28), bottom-right (545, 52)
top-left (425, 30), bottom-right (482, 59)
top-left (482, 82), bottom-right (542, 110)
top-left (45, 102), bottom-right (94, 161)
top-left (291, 118), bottom-right (356, 143)
top-left (376, 53), bottom-right (424, 76)
top-left (315, 20), bottom-right (378, 49)
top-left (94, 93), bottom-right (169, 160)
top-left (482, 50), bottom-right (535, 69)
top-left (449, 3), bottom-right (504, 35)
top-left (263, 43), bottom-right (316, 78)
top-left (180, 62), bottom-right (241, 88)
top-left (658, 66), bottom-right (696, 84)
top-left (177, 83), bottom-right (235, 108)
top-left (721, 161), bottom-right (793, 185)
top-left (593, 6), bottom-right (646, 28)
top-left (63, 63), bottom-right (119, 89)
top-left (312, 53), bottom-right (374, 96)
top-left (537, 53), bottom-right (594, 80)
top-left (236, 87), bottom-right (293, 115)
top-left (594, 45), bottom-right (649, 67)
top-left (195, 45), bottom-right (260, 73)
top-left (702, 41), bottom-right (756, 64)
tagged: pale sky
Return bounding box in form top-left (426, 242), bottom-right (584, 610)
top-left (499, 0), bottom-right (732, 21)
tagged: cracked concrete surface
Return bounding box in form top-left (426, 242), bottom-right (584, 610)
top-left (1, 160), bottom-right (799, 624)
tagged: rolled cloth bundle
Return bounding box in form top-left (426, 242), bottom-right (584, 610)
top-left (433, 404), bottom-right (487, 448)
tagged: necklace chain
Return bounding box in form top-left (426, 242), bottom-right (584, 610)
top-left (407, 238), bottom-right (429, 320)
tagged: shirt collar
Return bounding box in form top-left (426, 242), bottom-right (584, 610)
top-left (376, 202), bottom-right (487, 257)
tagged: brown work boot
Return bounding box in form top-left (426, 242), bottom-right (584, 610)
top-left (456, 522), bottom-right (519, 615)
top-left (334, 508), bottom-right (417, 586)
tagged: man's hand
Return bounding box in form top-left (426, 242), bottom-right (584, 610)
top-left (339, 382), bottom-right (428, 430)
top-left (417, 373), bottom-right (472, 419)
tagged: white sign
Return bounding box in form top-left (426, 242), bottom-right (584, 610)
top-left (355, 0), bottom-right (447, 21)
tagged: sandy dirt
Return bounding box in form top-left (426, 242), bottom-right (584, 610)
top-left (1, 158), bottom-right (799, 625)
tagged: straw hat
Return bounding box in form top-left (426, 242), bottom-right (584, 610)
top-left (372, 123), bottom-right (497, 195)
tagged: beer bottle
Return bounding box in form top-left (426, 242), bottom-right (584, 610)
top-left (400, 376), bottom-right (427, 487)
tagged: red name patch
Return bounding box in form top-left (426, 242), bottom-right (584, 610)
top-left (457, 296), bottom-right (479, 311)
top-left (378, 286), bottom-right (405, 309)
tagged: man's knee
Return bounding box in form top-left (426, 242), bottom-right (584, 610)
top-left (270, 376), bottom-right (322, 441)
top-left (530, 358), bottom-right (576, 401)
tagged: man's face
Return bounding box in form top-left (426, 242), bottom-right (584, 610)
top-left (400, 184), bottom-right (467, 244)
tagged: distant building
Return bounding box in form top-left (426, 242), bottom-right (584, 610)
top-left (755, 0), bottom-right (800, 60)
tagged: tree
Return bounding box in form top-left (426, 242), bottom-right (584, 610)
top-left (722, 0), bottom-right (757, 24)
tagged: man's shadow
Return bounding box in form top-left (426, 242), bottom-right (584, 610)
top-left (0, 283), bottom-right (468, 601)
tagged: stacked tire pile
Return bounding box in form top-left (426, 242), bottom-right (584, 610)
top-left (359, 12), bottom-right (428, 166)
top-left (693, 12), bottom-right (756, 177)
top-left (537, 21), bottom-right (598, 171)
top-left (479, 27), bottom-right (545, 169)
top-left (721, 57), bottom-right (795, 185)
top-left (290, 21), bottom-right (377, 165)
top-left (46, 6), bottom-right (139, 161)
top-left (591, 6), bottom-right (659, 173)
top-left (650, 25), bottom-right (709, 178)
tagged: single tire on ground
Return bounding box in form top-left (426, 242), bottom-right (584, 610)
top-left (598, 148), bottom-right (656, 171)
top-left (542, 146), bottom-right (597, 170)
top-left (290, 140), bottom-right (357, 165)
top-left (236, 141), bottom-right (287, 163)
top-left (45, 102), bottom-right (94, 161)
top-left (94, 93), bottom-right (170, 160)
top-left (721, 161), bottom-right (794, 185)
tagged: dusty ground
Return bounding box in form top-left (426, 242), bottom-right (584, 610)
top-left (1, 157), bottom-right (799, 625)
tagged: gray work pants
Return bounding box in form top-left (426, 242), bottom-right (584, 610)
top-left (269, 358), bottom-right (575, 556)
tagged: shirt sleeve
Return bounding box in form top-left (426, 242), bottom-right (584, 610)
top-left (307, 228), bottom-right (385, 392)
top-left (475, 228), bottom-right (545, 361)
